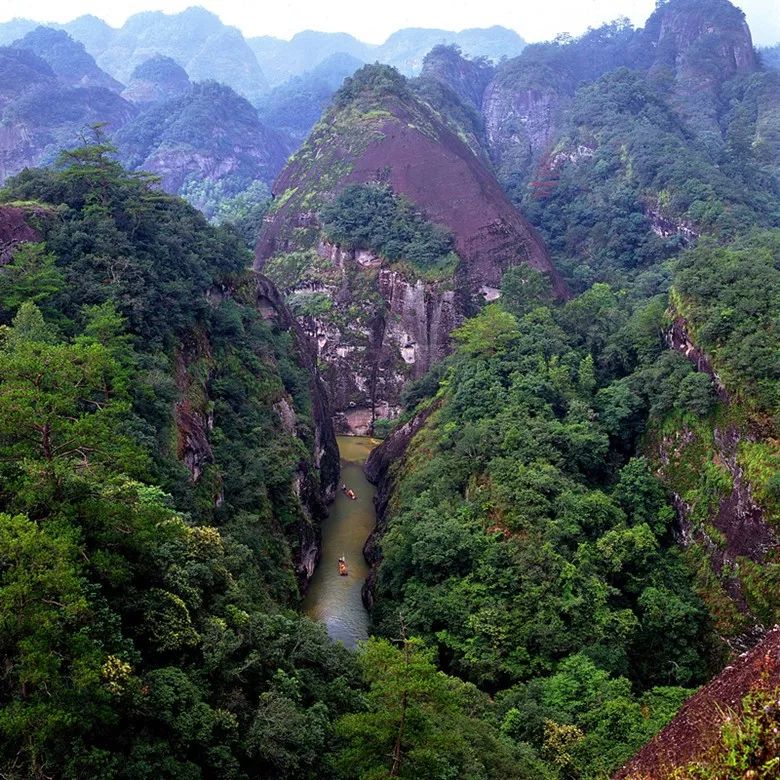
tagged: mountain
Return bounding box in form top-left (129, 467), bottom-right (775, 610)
top-left (256, 63), bottom-right (562, 433)
top-left (248, 30), bottom-right (371, 87)
top-left (59, 14), bottom-right (115, 55)
top-left (763, 44), bottom-right (780, 69)
top-left (12, 26), bottom-right (123, 91)
top-left (114, 80), bottom-right (292, 218)
top-left (0, 18), bottom-right (37, 45)
top-left (0, 45), bottom-right (135, 182)
top-left (255, 52), bottom-right (365, 142)
top-left (76, 7), bottom-right (269, 101)
top-left (0, 31), bottom-right (288, 220)
top-left (0, 153), bottom-right (349, 778)
top-left (248, 25), bottom-right (523, 87)
top-left (121, 54), bottom-right (192, 104)
top-left (377, 25), bottom-right (524, 76)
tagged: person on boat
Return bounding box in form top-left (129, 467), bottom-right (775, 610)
top-left (338, 556), bottom-right (348, 576)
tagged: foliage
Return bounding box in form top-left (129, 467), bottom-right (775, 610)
top-left (0, 148), bottom-right (361, 778)
top-left (320, 183), bottom-right (456, 273)
top-left (334, 637), bottom-right (541, 780)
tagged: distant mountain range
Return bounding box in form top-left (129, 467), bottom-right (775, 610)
top-left (0, 7), bottom-right (526, 95)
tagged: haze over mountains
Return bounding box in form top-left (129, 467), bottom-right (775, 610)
top-left (0, 7), bottom-right (526, 90)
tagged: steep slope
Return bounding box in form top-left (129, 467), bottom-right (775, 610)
top-left (256, 64), bottom-right (563, 432)
top-left (114, 81), bottom-right (291, 217)
top-left (419, 43), bottom-right (494, 117)
top-left (12, 26), bottom-right (123, 91)
top-left (614, 627), bottom-right (780, 778)
top-left (0, 150), bottom-right (354, 779)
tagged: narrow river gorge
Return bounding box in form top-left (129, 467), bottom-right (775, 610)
top-left (302, 435), bottom-right (379, 648)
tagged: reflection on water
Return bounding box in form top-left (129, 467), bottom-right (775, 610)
top-left (302, 436), bottom-right (379, 648)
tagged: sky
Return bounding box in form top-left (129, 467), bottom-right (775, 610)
top-left (0, 0), bottom-right (778, 46)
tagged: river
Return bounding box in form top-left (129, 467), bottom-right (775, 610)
top-left (302, 435), bottom-right (379, 648)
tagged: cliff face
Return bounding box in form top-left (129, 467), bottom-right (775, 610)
top-left (168, 274), bottom-right (339, 591)
top-left (256, 65), bottom-right (563, 431)
top-left (481, 0), bottom-right (762, 196)
top-left (653, 314), bottom-right (779, 649)
top-left (646, 0), bottom-right (758, 136)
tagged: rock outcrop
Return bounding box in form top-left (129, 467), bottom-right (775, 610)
top-left (656, 313), bottom-right (779, 649)
top-left (0, 205), bottom-right (41, 265)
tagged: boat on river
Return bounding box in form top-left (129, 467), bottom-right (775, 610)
top-left (341, 483), bottom-right (357, 500)
top-left (338, 556), bottom-right (348, 576)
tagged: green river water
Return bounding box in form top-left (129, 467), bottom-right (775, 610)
top-left (302, 436), bottom-right (379, 648)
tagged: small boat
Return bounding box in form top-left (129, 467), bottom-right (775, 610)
top-left (338, 556), bottom-right (348, 576)
top-left (342, 484), bottom-right (357, 500)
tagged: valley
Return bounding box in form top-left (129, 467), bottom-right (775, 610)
top-left (0, 0), bottom-right (778, 777)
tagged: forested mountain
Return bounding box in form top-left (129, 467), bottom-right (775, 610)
top-left (0, 29), bottom-right (289, 221)
top-left (0, 0), bottom-right (779, 777)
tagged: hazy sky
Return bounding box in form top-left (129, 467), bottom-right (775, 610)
top-left (0, 0), bottom-right (778, 46)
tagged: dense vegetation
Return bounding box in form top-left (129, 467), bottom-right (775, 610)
top-left (320, 183), bottom-right (457, 274)
top-left (369, 259), bottom-right (734, 774)
top-left (0, 147), bottom-right (363, 778)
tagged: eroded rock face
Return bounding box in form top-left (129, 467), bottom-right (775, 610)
top-left (482, 80), bottom-right (564, 186)
top-left (256, 66), bottom-right (564, 431)
top-left (646, 0), bottom-right (758, 136)
top-left (658, 315), bottom-right (779, 650)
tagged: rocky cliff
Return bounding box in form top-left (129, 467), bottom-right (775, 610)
top-left (653, 313), bottom-right (779, 649)
top-left (615, 626), bottom-right (780, 779)
top-left (256, 64), bottom-right (563, 431)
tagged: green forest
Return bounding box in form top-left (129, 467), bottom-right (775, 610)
top-left (1, 0), bottom-right (780, 776)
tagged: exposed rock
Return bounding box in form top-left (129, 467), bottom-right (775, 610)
top-left (645, 0), bottom-right (758, 136)
top-left (666, 316), bottom-right (728, 401)
top-left (420, 44), bottom-right (493, 115)
top-left (256, 65), bottom-right (564, 430)
top-left (0, 205), bottom-right (41, 265)
top-left (659, 313), bottom-right (779, 648)
top-left (614, 625), bottom-right (780, 779)
top-left (255, 273), bottom-right (340, 503)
